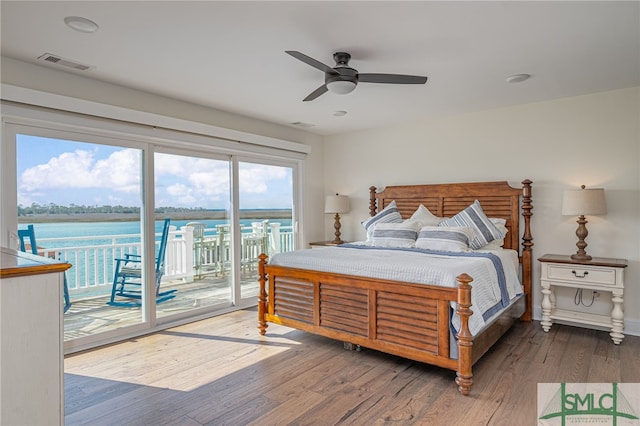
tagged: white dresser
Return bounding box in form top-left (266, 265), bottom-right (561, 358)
top-left (0, 247), bottom-right (71, 425)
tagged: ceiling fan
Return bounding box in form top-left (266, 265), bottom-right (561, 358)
top-left (286, 50), bottom-right (428, 102)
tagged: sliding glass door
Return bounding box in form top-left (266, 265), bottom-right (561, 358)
top-left (16, 134), bottom-right (147, 339)
top-left (154, 151), bottom-right (234, 320)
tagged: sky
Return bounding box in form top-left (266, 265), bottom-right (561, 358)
top-left (17, 135), bottom-right (293, 209)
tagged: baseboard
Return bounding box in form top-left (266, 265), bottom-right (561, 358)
top-left (531, 306), bottom-right (640, 337)
top-left (625, 318), bottom-right (640, 336)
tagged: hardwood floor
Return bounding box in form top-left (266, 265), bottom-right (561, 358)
top-left (64, 309), bottom-right (640, 425)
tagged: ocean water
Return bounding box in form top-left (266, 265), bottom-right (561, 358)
top-left (22, 218), bottom-right (292, 247)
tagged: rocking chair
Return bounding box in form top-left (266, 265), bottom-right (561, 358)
top-left (108, 218), bottom-right (177, 307)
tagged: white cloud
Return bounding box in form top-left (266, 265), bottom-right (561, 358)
top-left (166, 183), bottom-right (189, 197)
top-left (155, 154), bottom-right (232, 206)
top-left (154, 152), bottom-right (192, 177)
top-left (189, 170), bottom-right (230, 196)
top-left (20, 149), bottom-right (140, 193)
top-left (239, 163), bottom-right (288, 194)
top-left (164, 183), bottom-right (197, 205)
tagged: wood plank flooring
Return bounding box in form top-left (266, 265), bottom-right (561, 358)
top-left (64, 309), bottom-right (640, 425)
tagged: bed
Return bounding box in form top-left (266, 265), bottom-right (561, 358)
top-left (258, 180), bottom-right (533, 395)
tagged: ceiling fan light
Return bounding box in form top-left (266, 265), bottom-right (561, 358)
top-left (327, 80), bottom-right (356, 95)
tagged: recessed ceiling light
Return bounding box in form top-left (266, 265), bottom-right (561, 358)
top-left (333, 111), bottom-right (347, 117)
top-left (64, 16), bottom-right (99, 33)
top-left (506, 73), bottom-right (531, 83)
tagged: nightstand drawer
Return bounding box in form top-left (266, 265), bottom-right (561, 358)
top-left (546, 264), bottom-right (617, 286)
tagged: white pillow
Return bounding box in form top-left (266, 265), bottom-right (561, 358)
top-left (362, 200), bottom-right (403, 240)
top-left (410, 204), bottom-right (442, 227)
top-left (415, 226), bottom-right (473, 252)
top-left (439, 200), bottom-right (506, 250)
top-left (371, 221), bottom-right (420, 248)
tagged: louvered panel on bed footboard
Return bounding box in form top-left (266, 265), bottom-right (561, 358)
top-left (376, 291), bottom-right (440, 353)
top-left (320, 283), bottom-right (368, 336)
top-left (273, 277), bottom-right (314, 324)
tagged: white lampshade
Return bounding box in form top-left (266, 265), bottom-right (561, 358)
top-left (326, 80), bottom-right (356, 95)
top-left (325, 194), bottom-right (350, 214)
top-left (562, 187), bottom-right (607, 216)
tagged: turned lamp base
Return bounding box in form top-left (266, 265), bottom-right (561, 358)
top-left (570, 214), bottom-right (592, 261)
top-left (331, 213), bottom-right (344, 245)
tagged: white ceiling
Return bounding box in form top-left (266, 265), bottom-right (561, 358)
top-left (2, 1), bottom-right (639, 136)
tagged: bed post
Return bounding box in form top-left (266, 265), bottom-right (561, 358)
top-left (258, 253), bottom-right (268, 335)
top-left (521, 179), bottom-right (534, 321)
top-left (455, 273), bottom-right (474, 396)
top-left (369, 186), bottom-right (377, 216)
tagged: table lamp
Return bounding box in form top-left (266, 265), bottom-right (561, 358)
top-left (561, 185), bottom-right (607, 261)
top-left (325, 194), bottom-right (350, 244)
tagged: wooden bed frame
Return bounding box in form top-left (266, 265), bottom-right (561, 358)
top-left (258, 180), bottom-right (533, 395)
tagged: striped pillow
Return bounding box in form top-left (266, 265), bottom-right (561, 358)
top-left (371, 221), bottom-right (420, 248)
top-left (482, 218), bottom-right (509, 250)
top-left (439, 200), bottom-right (506, 249)
top-left (362, 200), bottom-right (403, 240)
top-left (416, 226), bottom-right (473, 252)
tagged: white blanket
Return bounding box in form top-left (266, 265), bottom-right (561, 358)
top-left (269, 245), bottom-right (522, 335)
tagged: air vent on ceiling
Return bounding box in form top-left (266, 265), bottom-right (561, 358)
top-left (37, 53), bottom-right (94, 71)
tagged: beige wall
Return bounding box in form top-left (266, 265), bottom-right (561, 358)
top-left (323, 87), bottom-right (640, 333)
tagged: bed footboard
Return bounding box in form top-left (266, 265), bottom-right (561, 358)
top-left (257, 254), bottom-right (475, 395)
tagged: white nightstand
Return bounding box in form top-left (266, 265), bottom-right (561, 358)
top-left (538, 254), bottom-right (628, 344)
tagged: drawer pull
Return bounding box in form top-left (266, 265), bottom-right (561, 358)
top-left (572, 270), bottom-right (589, 278)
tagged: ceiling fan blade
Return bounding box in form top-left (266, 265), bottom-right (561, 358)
top-left (358, 73), bottom-right (428, 84)
top-left (286, 51), bottom-right (339, 75)
top-left (303, 84), bottom-right (328, 102)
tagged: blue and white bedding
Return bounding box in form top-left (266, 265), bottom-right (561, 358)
top-left (269, 244), bottom-right (522, 336)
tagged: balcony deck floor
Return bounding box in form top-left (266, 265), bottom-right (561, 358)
top-left (63, 273), bottom-right (259, 341)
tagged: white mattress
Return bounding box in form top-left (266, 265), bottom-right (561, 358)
top-left (270, 245), bottom-right (523, 336)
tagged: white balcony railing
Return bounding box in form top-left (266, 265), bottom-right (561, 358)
top-left (31, 224), bottom-right (294, 298)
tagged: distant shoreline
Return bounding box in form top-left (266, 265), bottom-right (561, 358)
top-left (18, 210), bottom-right (292, 223)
